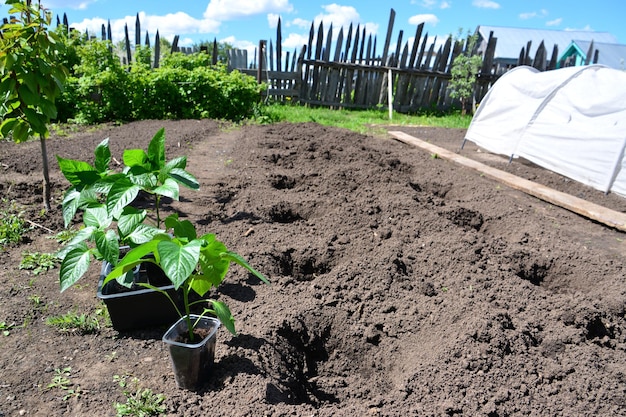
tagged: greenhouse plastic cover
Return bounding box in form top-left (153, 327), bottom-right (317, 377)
top-left (464, 65), bottom-right (626, 197)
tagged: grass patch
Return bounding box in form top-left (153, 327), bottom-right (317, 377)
top-left (256, 103), bottom-right (472, 133)
top-left (0, 199), bottom-right (30, 248)
top-left (20, 251), bottom-right (58, 275)
top-left (113, 375), bottom-right (166, 417)
top-left (45, 310), bottom-right (103, 334)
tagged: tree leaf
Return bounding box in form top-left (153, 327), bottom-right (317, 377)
top-left (157, 239), bottom-right (201, 289)
top-left (59, 244), bottom-right (92, 292)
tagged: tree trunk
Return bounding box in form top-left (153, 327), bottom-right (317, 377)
top-left (39, 135), bottom-right (51, 211)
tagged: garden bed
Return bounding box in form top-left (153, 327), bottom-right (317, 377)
top-left (0, 119), bottom-right (625, 415)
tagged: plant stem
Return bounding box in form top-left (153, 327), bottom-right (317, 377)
top-left (39, 134), bottom-right (51, 211)
top-left (182, 286), bottom-right (194, 342)
top-left (155, 194), bottom-right (161, 228)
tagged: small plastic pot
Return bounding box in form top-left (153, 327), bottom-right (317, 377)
top-left (162, 314), bottom-right (221, 390)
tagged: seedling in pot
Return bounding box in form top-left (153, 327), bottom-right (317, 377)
top-left (56, 128), bottom-right (199, 291)
top-left (105, 213), bottom-right (270, 340)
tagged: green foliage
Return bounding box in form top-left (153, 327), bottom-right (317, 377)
top-left (105, 213), bottom-right (269, 339)
top-left (50, 227), bottom-right (79, 245)
top-left (113, 375), bottom-right (166, 417)
top-left (20, 251), bottom-right (58, 275)
top-left (161, 51), bottom-right (212, 70)
top-left (449, 30), bottom-right (483, 115)
top-left (190, 40), bottom-right (233, 64)
top-left (56, 43), bottom-right (262, 123)
top-left (0, 0), bottom-right (67, 142)
top-left (0, 321), bottom-right (16, 336)
top-left (58, 38), bottom-right (131, 123)
top-left (56, 128), bottom-right (199, 292)
top-left (47, 367), bottom-right (81, 400)
top-left (45, 310), bottom-right (101, 334)
top-left (0, 199), bottom-right (30, 247)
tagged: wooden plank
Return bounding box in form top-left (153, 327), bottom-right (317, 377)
top-left (388, 131), bottom-right (626, 232)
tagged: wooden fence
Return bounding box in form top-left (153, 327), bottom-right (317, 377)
top-left (237, 9), bottom-right (499, 113)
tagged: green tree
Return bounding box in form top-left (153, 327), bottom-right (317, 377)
top-left (449, 30), bottom-right (483, 116)
top-left (193, 40), bottom-right (233, 64)
top-left (0, 0), bottom-right (68, 210)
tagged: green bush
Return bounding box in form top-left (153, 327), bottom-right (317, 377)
top-left (56, 40), bottom-right (262, 123)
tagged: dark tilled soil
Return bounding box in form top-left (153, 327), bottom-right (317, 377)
top-left (1, 119), bottom-right (625, 416)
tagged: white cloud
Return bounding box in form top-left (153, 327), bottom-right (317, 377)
top-left (519, 12), bottom-right (537, 20)
top-left (414, 0), bottom-right (451, 8)
top-left (472, 0), bottom-right (500, 9)
top-left (204, 0), bottom-right (293, 21)
top-left (290, 18), bottom-right (311, 29)
top-left (546, 18), bottom-right (562, 27)
top-left (520, 9), bottom-right (548, 20)
top-left (565, 24), bottom-right (594, 32)
top-left (408, 14), bottom-right (439, 26)
top-left (313, 4), bottom-right (360, 29)
top-left (282, 32), bottom-right (310, 49)
top-left (70, 11), bottom-right (221, 45)
top-left (268, 13), bottom-right (281, 29)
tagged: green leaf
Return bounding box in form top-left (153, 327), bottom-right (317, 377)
top-left (56, 226), bottom-right (96, 259)
top-left (153, 177), bottom-right (179, 200)
top-left (197, 235), bottom-right (230, 288)
top-left (157, 239), bottom-right (201, 289)
top-left (17, 84), bottom-right (38, 106)
top-left (123, 148), bottom-right (147, 168)
top-left (169, 167), bottom-right (200, 190)
top-left (104, 238), bottom-right (164, 286)
top-left (61, 187), bottom-right (81, 227)
top-left (12, 119), bottom-right (30, 143)
top-left (127, 166), bottom-right (157, 189)
top-left (94, 138), bottom-right (111, 173)
top-left (126, 224), bottom-right (163, 245)
top-left (56, 156), bottom-right (98, 186)
top-left (221, 251), bottom-right (270, 284)
top-left (38, 98), bottom-right (57, 120)
top-left (59, 244), bottom-right (92, 292)
top-left (165, 215), bottom-right (196, 240)
top-left (0, 118), bottom-right (17, 138)
top-left (209, 300), bottom-right (236, 335)
top-left (117, 206), bottom-right (146, 238)
top-left (106, 179), bottom-right (140, 219)
top-left (83, 205), bottom-right (111, 229)
top-left (164, 155), bottom-right (187, 170)
top-left (147, 127), bottom-right (166, 170)
top-left (94, 229), bottom-right (119, 266)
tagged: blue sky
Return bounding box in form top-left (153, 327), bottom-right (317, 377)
top-left (2, 0), bottom-right (624, 60)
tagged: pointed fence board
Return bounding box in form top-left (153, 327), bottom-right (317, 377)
top-left (389, 131), bottom-right (626, 232)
